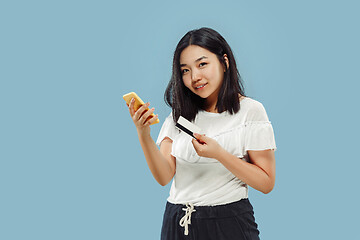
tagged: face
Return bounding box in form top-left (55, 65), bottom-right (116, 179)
top-left (180, 45), bottom-right (228, 105)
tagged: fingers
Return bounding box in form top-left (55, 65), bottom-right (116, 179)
top-left (192, 138), bottom-right (205, 156)
top-left (147, 113), bottom-right (159, 125)
top-left (192, 138), bottom-right (200, 148)
top-left (193, 133), bottom-right (206, 144)
top-left (128, 98), bottom-right (135, 116)
top-left (134, 102), bottom-right (150, 122)
top-left (127, 99), bottom-right (157, 126)
top-left (140, 107), bottom-right (155, 125)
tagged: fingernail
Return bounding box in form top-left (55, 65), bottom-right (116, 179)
top-left (131, 98), bottom-right (134, 102)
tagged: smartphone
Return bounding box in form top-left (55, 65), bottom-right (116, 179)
top-left (123, 92), bottom-right (160, 125)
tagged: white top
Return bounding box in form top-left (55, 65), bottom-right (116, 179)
top-left (156, 97), bottom-right (277, 206)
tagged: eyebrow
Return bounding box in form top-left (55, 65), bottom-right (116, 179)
top-left (180, 56), bottom-right (208, 67)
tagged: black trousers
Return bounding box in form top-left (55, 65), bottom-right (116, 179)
top-left (161, 198), bottom-right (260, 240)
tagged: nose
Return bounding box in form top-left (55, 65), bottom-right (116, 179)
top-left (191, 69), bottom-right (201, 82)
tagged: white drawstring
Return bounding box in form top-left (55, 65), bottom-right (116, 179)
top-left (179, 202), bottom-right (196, 236)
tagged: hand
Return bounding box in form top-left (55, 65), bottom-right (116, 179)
top-left (191, 133), bottom-right (224, 159)
top-left (127, 98), bottom-right (158, 136)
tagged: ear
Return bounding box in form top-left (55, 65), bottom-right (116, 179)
top-left (223, 54), bottom-right (229, 72)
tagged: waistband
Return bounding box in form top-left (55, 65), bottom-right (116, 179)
top-left (164, 198), bottom-right (254, 236)
top-left (165, 198), bottom-right (253, 219)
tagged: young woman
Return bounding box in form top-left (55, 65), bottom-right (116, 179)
top-left (127, 27), bottom-right (277, 240)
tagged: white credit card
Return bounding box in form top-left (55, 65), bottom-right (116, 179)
top-left (175, 116), bottom-right (202, 139)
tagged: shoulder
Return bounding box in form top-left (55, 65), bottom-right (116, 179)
top-left (162, 111), bottom-right (177, 127)
top-left (242, 97), bottom-right (270, 122)
top-left (165, 111), bottom-right (173, 120)
top-left (156, 111), bottom-right (180, 145)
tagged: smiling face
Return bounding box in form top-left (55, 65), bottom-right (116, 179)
top-left (180, 45), bottom-right (228, 112)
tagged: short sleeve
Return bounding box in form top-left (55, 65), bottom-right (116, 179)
top-left (244, 101), bottom-right (277, 152)
top-left (155, 112), bottom-right (180, 146)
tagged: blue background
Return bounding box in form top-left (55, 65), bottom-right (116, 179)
top-left (1, 0), bottom-right (359, 239)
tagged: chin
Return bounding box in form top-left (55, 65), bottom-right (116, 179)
top-left (193, 92), bottom-right (209, 99)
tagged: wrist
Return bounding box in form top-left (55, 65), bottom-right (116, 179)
top-left (137, 129), bottom-right (151, 139)
top-left (214, 146), bottom-right (228, 162)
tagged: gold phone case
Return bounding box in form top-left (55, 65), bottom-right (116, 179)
top-left (123, 92), bottom-right (160, 125)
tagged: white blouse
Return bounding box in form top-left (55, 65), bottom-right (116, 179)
top-left (156, 97), bottom-right (277, 206)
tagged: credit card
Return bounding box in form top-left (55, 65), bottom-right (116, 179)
top-left (175, 116), bottom-right (202, 139)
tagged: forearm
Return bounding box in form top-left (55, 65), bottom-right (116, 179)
top-left (215, 149), bottom-right (274, 194)
top-left (137, 132), bottom-right (174, 186)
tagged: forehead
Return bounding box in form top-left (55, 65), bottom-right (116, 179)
top-left (180, 45), bottom-right (216, 65)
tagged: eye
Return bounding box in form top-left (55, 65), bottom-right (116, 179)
top-left (181, 69), bottom-right (189, 74)
top-left (199, 62), bottom-right (207, 67)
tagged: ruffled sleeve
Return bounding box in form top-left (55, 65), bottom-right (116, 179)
top-left (244, 101), bottom-right (277, 152)
top-left (156, 112), bottom-right (180, 146)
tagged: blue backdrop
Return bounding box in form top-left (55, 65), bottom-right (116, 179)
top-left (1, 0), bottom-right (359, 239)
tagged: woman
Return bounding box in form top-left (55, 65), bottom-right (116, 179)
top-left (127, 27), bottom-right (277, 240)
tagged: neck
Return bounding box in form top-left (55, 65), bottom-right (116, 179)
top-left (203, 92), bottom-right (219, 112)
top-left (203, 102), bottom-right (218, 113)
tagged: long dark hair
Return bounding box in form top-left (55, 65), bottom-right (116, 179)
top-left (165, 27), bottom-right (246, 122)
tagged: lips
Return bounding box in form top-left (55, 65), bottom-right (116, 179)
top-left (194, 83), bottom-right (207, 90)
